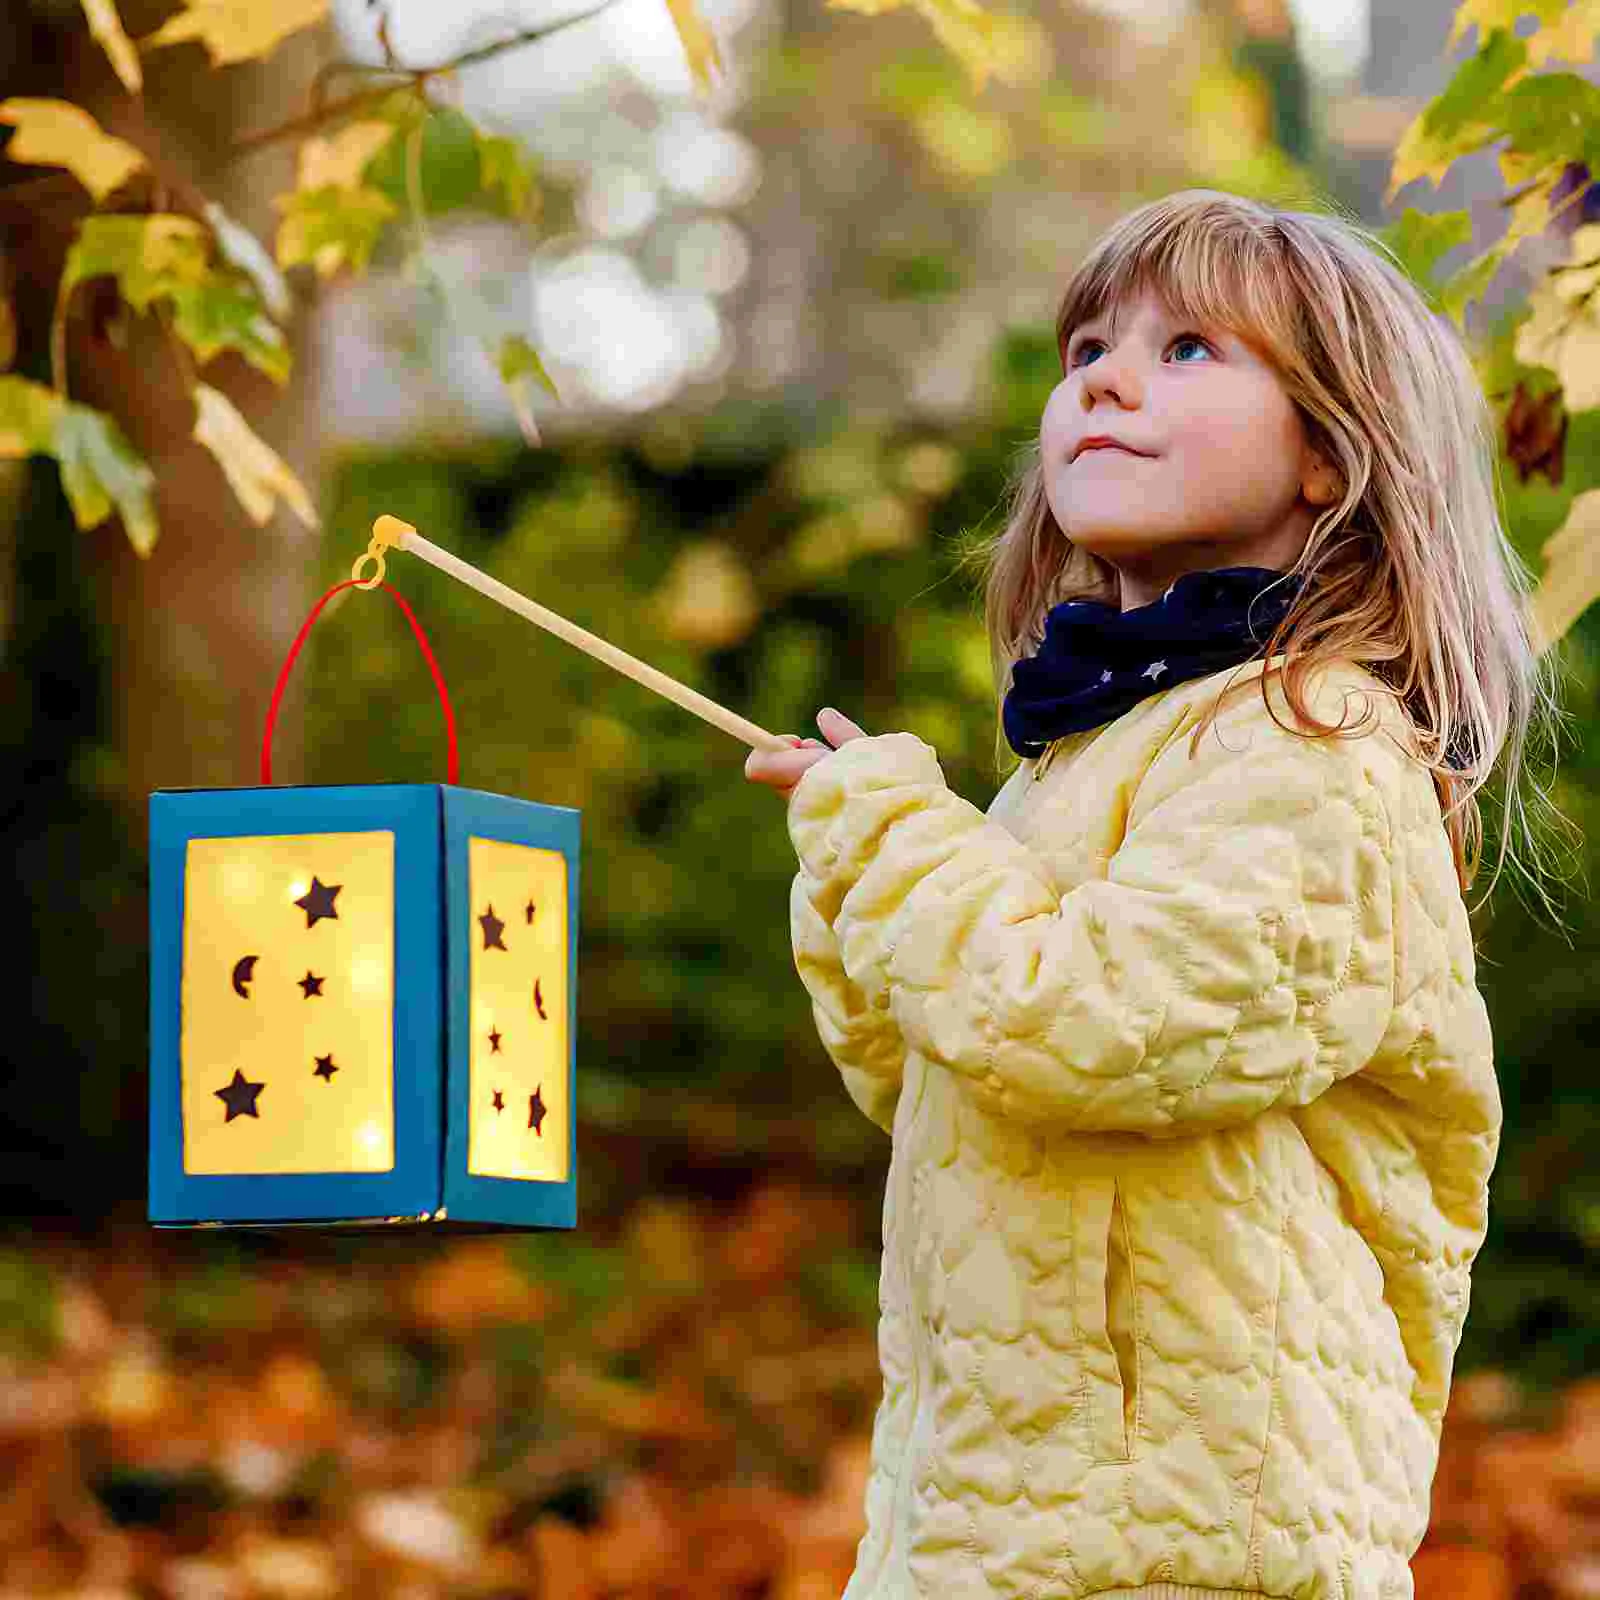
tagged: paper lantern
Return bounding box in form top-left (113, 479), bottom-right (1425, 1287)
top-left (147, 576), bottom-right (577, 1231)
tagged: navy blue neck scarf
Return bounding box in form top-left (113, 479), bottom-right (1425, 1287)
top-left (1002, 565), bottom-right (1310, 760)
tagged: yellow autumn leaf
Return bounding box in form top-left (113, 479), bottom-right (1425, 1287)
top-left (140, 0), bottom-right (330, 67)
top-left (80, 0), bottom-right (143, 94)
top-left (0, 98), bottom-right (145, 202)
top-left (191, 383), bottom-right (318, 530)
top-left (295, 120), bottom-right (397, 192)
top-left (1388, 106), bottom-right (1478, 200)
top-left (1502, 174), bottom-right (1560, 253)
top-left (1499, 146), bottom-right (1547, 189)
top-left (1515, 223), bottom-right (1600, 407)
top-left (1527, 486), bottom-right (1600, 655)
top-left (1525, 0), bottom-right (1600, 67)
top-left (1446, 0), bottom-right (1566, 53)
top-left (663, 0), bottom-right (723, 95)
top-left (826, 0), bottom-right (1024, 91)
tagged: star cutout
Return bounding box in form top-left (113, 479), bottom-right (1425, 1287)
top-left (215, 1068), bottom-right (264, 1122)
top-left (298, 971), bottom-right (324, 998)
top-left (528, 1085), bottom-right (546, 1135)
top-left (492, 1089), bottom-right (505, 1113)
top-left (479, 904), bottom-right (507, 951)
top-left (1142, 659), bottom-right (1169, 682)
top-left (488, 1028), bottom-right (502, 1054)
top-left (295, 877), bottom-right (341, 928)
top-left (1100, 669), bottom-right (1113, 684)
top-left (313, 1054), bottom-right (338, 1081)
top-left (525, 898), bottom-right (536, 924)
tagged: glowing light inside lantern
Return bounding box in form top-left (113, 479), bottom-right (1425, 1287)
top-left (348, 951), bottom-right (388, 998)
top-left (220, 860), bottom-right (264, 903)
top-left (466, 836), bottom-right (568, 1184)
top-left (180, 832), bottom-right (396, 1175)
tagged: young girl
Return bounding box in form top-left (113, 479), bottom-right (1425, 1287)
top-left (746, 189), bottom-right (1576, 1600)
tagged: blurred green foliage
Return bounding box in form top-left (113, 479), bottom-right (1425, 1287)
top-left (2, 302), bottom-right (1599, 1391)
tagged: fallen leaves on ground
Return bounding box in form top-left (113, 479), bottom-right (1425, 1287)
top-left (0, 1181), bottom-right (1587, 1599)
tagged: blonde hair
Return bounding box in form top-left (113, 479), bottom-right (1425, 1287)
top-left (952, 188), bottom-right (1583, 931)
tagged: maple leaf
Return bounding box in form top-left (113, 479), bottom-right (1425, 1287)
top-left (140, 0), bottom-right (330, 68)
top-left (190, 382), bottom-right (318, 530)
top-left (0, 98), bottom-right (145, 202)
top-left (274, 185), bottom-right (397, 279)
top-left (79, 0), bottom-right (143, 94)
top-left (0, 375), bottom-right (159, 554)
top-left (62, 215), bottom-right (210, 310)
top-left (1527, 485), bottom-right (1600, 654)
top-left (295, 121), bottom-right (397, 192)
top-left (55, 401), bottom-right (159, 556)
top-left (1446, 0), bottom-right (1567, 54)
top-left (496, 333), bottom-right (559, 446)
top-left (0, 374), bottom-right (64, 459)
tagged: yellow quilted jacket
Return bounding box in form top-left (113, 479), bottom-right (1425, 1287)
top-left (785, 655), bottom-right (1500, 1600)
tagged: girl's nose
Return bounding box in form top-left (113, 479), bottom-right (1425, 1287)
top-left (1080, 349), bottom-right (1142, 409)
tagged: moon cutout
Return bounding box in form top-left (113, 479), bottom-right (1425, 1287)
top-left (534, 977), bottom-right (546, 1020)
top-left (232, 955), bottom-right (259, 998)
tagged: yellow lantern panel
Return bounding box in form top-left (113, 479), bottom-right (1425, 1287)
top-left (466, 836), bottom-right (570, 1183)
top-left (180, 831), bottom-right (397, 1175)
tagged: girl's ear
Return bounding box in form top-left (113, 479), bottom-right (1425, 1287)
top-left (1305, 459), bottom-right (1344, 506)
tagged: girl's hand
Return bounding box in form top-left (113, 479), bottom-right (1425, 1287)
top-left (745, 707), bottom-right (868, 798)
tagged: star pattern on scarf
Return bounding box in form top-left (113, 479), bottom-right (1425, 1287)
top-left (1142, 659), bottom-right (1169, 682)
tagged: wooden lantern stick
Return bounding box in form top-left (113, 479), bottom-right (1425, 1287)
top-left (355, 516), bottom-right (793, 754)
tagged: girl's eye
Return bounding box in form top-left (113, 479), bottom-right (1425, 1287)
top-left (1066, 333), bottom-right (1214, 368)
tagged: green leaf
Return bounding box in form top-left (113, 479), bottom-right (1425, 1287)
top-left (477, 133), bottom-right (538, 219)
top-left (1378, 206), bottom-right (1473, 299)
top-left (365, 107), bottom-right (482, 215)
top-left (63, 213), bottom-right (290, 381)
top-left (497, 332), bottom-right (559, 399)
top-left (1499, 72), bottom-right (1600, 170)
top-left (495, 332), bottom-right (559, 447)
top-left (1448, 0), bottom-right (1569, 55)
top-left (190, 382), bottom-right (317, 528)
top-left (53, 402), bottom-right (158, 556)
top-left (1388, 27), bottom-right (1526, 197)
top-left (0, 376), bottom-right (157, 553)
top-left (274, 185), bottom-right (397, 279)
top-left (167, 273), bottom-right (292, 383)
top-left (63, 214), bottom-right (210, 310)
top-left (0, 373), bottom-right (64, 457)
top-left (1439, 246), bottom-right (1508, 324)
top-left (201, 200), bottom-right (290, 320)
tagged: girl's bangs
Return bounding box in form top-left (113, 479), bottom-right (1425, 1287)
top-left (1055, 207), bottom-right (1289, 361)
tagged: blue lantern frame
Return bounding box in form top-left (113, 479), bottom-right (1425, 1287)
top-left (148, 783), bottom-right (579, 1230)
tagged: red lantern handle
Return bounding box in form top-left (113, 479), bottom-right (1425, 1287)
top-left (261, 578), bottom-right (460, 786)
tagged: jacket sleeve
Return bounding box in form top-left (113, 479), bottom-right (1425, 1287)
top-left (784, 704), bottom-right (1400, 1137)
top-left (789, 870), bottom-right (907, 1134)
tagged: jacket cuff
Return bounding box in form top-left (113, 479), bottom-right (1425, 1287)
top-left (786, 730), bottom-right (947, 882)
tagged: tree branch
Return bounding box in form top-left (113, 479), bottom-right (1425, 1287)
top-left (228, 0), bottom-right (627, 160)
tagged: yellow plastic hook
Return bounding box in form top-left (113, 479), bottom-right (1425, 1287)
top-left (351, 515), bottom-right (415, 589)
